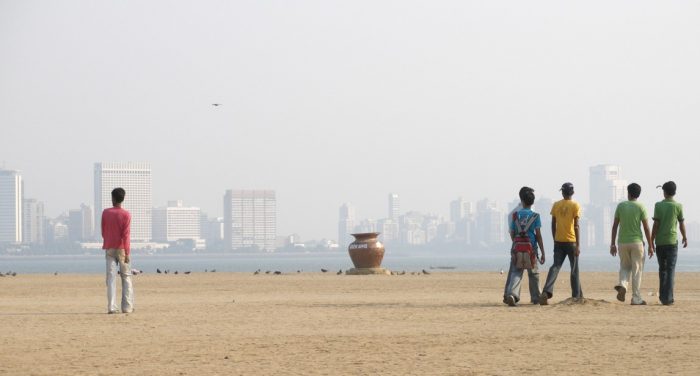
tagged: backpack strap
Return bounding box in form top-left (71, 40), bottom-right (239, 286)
top-left (512, 212), bottom-right (524, 234)
top-left (521, 213), bottom-right (539, 233)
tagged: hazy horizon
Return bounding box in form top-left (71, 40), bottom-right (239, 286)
top-left (2, 1), bottom-right (698, 240)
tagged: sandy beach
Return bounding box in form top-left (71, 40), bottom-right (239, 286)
top-left (1, 271), bottom-right (700, 375)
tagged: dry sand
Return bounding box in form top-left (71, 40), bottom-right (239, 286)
top-left (1, 270), bottom-right (700, 375)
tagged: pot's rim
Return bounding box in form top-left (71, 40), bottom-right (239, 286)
top-left (350, 232), bottom-right (381, 238)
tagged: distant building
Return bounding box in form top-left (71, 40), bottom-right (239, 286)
top-left (0, 169), bottom-right (23, 244)
top-left (354, 218), bottom-right (377, 234)
top-left (587, 164), bottom-right (627, 248)
top-left (68, 204), bottom-right (94, 242)
top-left (589, 165), bottom-right (627, 205)
top-left (338, 202), bottom-right (356, 249)
top-left (200, 214), bottom-right (224, 249)
top-left (377, 218), bottom-right (400, 244)
top-left (224, 190), bottom-right (276, 252)
top-left (152, 200), bottom-right (201, 243)
top-left (475, 199), bottom-right (505, 246)
top-left (22, 198), bottom-right (45, 245)
top-left (388, 193), bottom-right (400, 220)
top-left (94, 162), bottom-right (152, 242)
top-left (450, 198), bottom-right (474, 245)
top-left (47, 215), bottom-right (70, 244)
top-left (399, 211), bottom-right (427, 246)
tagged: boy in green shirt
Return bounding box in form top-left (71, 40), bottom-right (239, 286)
top-left (651, 181), bottom-right (688, 305)
top-left (610, 183), bottom-right (654, 305)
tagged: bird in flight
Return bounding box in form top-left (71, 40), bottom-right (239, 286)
top-left (212, 103), bottom-right (222, 107)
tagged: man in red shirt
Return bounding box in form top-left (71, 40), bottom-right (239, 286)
top-left (102, 187), bottom-right (133, 314)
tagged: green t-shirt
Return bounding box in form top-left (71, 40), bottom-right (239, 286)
top-left (615, 200), bottom-right (648, 244)
top-left (653, 198), bottom-right (685, 246)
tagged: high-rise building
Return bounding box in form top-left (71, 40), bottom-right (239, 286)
top-left (450, 198), bottom-right (474, 245)
top-left (388, 193), bottom-right (400, 220)
top-left (338, 202), bottom-right (356, 249)
top-left (0, 169), bottom-right (23, 244)
top-left (224, 190), bottom-right (276, 252)
top-left (22, 198), bottom-right (45, 245)
top-left (94, 162), bottom-right (152, 242)
top-left (152, 200), bottom-right (201, 242)
top-left (200, 214), bottom-right (224, 250)
top-left (377, 218), bottom-right (400, 243)
top-left (590, 165), bottom-right (627, 206)
top-left (475, 199), bottom-right (505, 246)
top-left (588, 164), bottom-right (627, 248)
top-left (68, 204), bottom-right (94, 242)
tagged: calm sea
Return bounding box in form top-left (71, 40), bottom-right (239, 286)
top-left (2, 248), bottom-right (700, 274)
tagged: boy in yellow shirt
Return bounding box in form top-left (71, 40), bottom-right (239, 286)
top-left (539, 182), bottom-right (583, 304)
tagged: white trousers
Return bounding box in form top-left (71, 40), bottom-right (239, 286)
top-left (618, 242), bottom-right (645, 304)
top-left (105, 249), bottom-right (134, 313)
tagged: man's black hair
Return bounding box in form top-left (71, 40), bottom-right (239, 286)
top-left (662, 181), bottom-right (677, 196)
top-left (111, 187), bottom-right (126, 204)
top-left (519, 186), bottom-right (534, 201)
top-left (627, 183), bottom-right (641, 199)
top-left (521, 189), bottom-right (535, 206)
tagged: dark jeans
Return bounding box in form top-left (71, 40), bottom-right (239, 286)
top-left (543, 242), bottom-right (583, 298)
top-left (656, 243), bottom-right (678, 305)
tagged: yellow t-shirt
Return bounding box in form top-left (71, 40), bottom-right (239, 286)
top-left (550, 199), bottom-right (581, 242)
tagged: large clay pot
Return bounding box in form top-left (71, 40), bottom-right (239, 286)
top-left (348, 232), bottom-right (385, 269)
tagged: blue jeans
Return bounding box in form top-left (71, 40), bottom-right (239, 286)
top-left (543, 242), bottom-right (583, 298)
top-left (505, 248), bottom-right (541, 303)
top-left (656, 243), bottom-right (678, 305)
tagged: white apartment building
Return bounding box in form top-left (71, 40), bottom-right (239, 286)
top-left (224, 190), bottom-right (276, 252)
top-left (388, 193), bottom-right (400, 220)
top-left (94, 162), bottom-right (152, 242)
top-left (589, 164), bottom-right (627, 206)
top-left (338, 202), bottom-right (356, 249)
top-left (152, 200), bottom-right (201, 242)
top-left (0, 169), bottom-right (23, 243)
top-left (22, 198), bottom-right (45, 245)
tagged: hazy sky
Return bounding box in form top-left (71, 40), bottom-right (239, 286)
top-left (2, 1), bottom-right (698, 240)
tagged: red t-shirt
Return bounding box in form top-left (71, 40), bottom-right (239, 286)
top-left (101, 206), bottom-right (131, 255)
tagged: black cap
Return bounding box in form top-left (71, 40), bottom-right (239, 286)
top-left (560, 182), bottom-right (574, 192)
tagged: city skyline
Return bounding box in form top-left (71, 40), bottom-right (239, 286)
top-left (3, 2), bottom-right (699, 242)
top-left (1, 162), bottom-right (696, 250)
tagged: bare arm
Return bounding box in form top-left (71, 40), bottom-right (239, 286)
top-left (535, 228), bottom-right (545, 264)
top-left (610, 217), bottom-right (620, 256)
top-left (551, 216), bottom-right (557, 241)
top-left (651, 219), bottom-right (659, 245)
top-left (642, 218), bottom-right (654, 258)
top-left (574, 217), bottom-right (580, 256)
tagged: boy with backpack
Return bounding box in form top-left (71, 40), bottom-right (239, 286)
top-left (504, 188), bottom-right (546, 306)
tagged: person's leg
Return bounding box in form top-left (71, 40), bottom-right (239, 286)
top-left (503, 257), bottom-right (515, 303)
top-left (656, 244), bottom-right (667, 303)
top-left (617, 243), bottom-right (633, 299)
top-left (105, 249), bottom-right (119, 313)
top-left (527, 254), bottom-right (540, 303)
top-left (566, 245), bottom-right (583, 298)
top-left (117, 250), bottom-right (134, 313)
top-left (543, 244), bottom-right (566, 299)
top-left (505, 266), bottom-right (524, 305)
top-left (665, 245), bottom-right (679, 305)
top-left (627, 242), bottom-right (645, 304)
